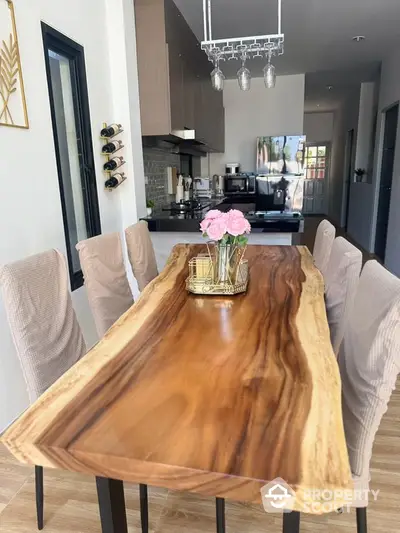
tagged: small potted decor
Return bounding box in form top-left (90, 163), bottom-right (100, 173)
top-left (146, 200), bottom-right (155, 216)
top-left (354, 168), bottom-right (366, 183)
top-left (200, 209), bottom-right (251, 284)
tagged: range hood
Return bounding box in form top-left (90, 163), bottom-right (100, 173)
top-left (142, 129), bottom-right (212, 156)
top-left (171, 129), bottom-right (197, 140)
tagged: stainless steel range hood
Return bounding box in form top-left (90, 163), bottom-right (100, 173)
top-left (142, 129), bottom-right (211, 156)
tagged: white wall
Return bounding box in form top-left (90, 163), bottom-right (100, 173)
top-left (328, 89), bottom-right (360, 226)
top-left (0, 0), bottom-right (145, 431)
top-left (354, 83), bottom-right (376, 172)
top-left (201, 75), bottom-right (305, 175)
top-left (346, 82), bottom-right (377, 248)
top-left (303, 112), bottom-right (334, 143)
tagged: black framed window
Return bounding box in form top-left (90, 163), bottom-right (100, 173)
top-left (42, 23), bottom-right (101, 290)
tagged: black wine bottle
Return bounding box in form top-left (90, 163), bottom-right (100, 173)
top-left (103, 156), bottom-right (125, 171)
top-left (105, 173), bottom-right (125, 189)
top-left (100, 123), bottom-right (122, 138)
top-left (102, 140), bottom-right (123, 154)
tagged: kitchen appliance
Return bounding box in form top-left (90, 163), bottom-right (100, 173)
top-left (257, 135), bottom-right (306, 175)
top-left (194, 177), bottom-right (212, 198)
top-left (183, 176), bottom-right (192, 201)
top-left (225, 163), bottom-right (241, 175)
top-left (224, 174), bottom-right (256, 196)
top-left (255, 175), bottom-right (304, 212)
top-left (214, 174), bottom-right (225, 197)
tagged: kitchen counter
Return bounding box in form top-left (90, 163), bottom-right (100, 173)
top-left (141, 199), bottom-right (304, 270)
top-left (141, 199), bottom-right (304, 233)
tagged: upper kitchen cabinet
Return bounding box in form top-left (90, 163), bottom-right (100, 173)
top-left (134, 0), bottom-right (225, 152)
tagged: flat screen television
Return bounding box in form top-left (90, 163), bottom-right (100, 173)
top-left (257, 135), bottom-right (306, 175)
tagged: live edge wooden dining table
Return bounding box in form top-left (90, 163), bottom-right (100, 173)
top-left (2, 244), bottom-right (352, 533)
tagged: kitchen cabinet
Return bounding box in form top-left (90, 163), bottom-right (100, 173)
top-left (134, 0), bottom-right (225, 152)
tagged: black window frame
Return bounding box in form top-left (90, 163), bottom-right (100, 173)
top-left (42, 22), bottom-right (101, 291)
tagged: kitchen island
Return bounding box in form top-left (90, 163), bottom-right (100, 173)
top-left (141, 199), bottom-right (304, 270)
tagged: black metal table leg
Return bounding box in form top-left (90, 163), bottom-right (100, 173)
top-left (356, 507), bottom-right (368, 533)
top-left (35, 466), bottom-right (44, 530)
top-left (283, 511), bottom-right (300, 533)
top-left (216, 498), bottom-right (225, 533)
top-left (96, 477), bottom-right (128, 533)
top-left (140, 484), bottom-right (149, 533)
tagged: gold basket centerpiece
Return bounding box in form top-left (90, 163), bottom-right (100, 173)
top-left (186, 209), bottom-right (251, 296)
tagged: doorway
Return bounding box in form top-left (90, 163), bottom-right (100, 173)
top-left (342, 129), bottom-right (355, 231)
top-left (303, 143), bottom-right (330, 214)
top-left (375, 103), bottom-right (399, 262)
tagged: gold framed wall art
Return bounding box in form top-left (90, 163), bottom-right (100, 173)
top-left (0, 0), bottom-right (29, 128)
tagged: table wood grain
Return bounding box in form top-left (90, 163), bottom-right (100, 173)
top-left (2, 245), bottom-right (352, 514)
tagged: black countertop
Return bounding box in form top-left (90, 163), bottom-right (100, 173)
top-left (141, 198), bottom-right (304, 233)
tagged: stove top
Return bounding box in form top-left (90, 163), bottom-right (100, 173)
top-left (162, 200), bottom-right (211, 213)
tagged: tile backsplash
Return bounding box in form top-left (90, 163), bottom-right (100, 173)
top-left (143, 148), bottom-right (180, 207)
top-left (143, 147), bottom-right (203, 208)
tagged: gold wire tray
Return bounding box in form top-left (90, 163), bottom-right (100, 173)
top-left (186, 255), bottom-right (249, 295)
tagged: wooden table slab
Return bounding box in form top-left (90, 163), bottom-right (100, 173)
top-left (2, 245), bottom-right (352, 514)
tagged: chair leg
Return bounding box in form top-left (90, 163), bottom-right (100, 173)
top-left (139, 484), bottom-right (149, 533)
top-left (216, 498), bottom-right (225, 533)
top-left (356, 507), bottom-right (367, 533)
top-left (35, 466), bottom-right (44, 530)
top-left (283, 511), bottom-right (300, 533)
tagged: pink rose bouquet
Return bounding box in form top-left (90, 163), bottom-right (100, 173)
top-left (200, 209), bottom-right (251, 246)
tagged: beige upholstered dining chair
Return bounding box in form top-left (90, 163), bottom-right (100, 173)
top-left (313, 219), bottom-right (336, 276)
top-left (0, 249), bottom-right (86, 530)
top-left (125, 221), bottom-right (158, 292)
top-left (325, 237), bottom-right (362, 355)
top-left (76, 233), bottom-right (134, 337)
top-left (339, 260), bottom-right (400, 533)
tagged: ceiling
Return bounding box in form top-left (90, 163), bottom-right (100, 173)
top-left (173, 0), bottom-right (400, 109)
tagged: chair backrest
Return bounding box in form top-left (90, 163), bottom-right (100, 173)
top-left (325, 237), bottom-right (362, 355)
top-left (313, 219), bottom-right (336, 275)
top-left (339, 260), bottom-right (400, 483)
top-left (76, 233), bottom-right (133, 337)
top-left (125, 221), bottom-right (158, 292)
top-left (0, 250), bottom-right (86, 403)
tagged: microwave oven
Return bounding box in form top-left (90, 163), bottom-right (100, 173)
top-left (224, 175), bottom-right (256, 195)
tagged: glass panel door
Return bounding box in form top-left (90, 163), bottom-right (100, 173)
top-left (303, 143), bottom-right (330, 215)
top-left (48, 50), bottom-right (88, 273)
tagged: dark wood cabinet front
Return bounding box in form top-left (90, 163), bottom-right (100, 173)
top-left (135, 0), bottom-right (225, 152)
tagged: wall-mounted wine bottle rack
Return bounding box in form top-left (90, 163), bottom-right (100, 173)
top-left (100, 122), bottom-right (127, 191)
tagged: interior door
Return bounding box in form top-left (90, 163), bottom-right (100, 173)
top-left (303, 144), bottom-right (329, 214)
top-left (375, 103), bottom-right (399, 261)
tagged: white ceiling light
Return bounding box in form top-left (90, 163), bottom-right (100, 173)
top-left (201, 0), bottom-right (284, 91)
top-left (352, 36), bottom-right (366, 42)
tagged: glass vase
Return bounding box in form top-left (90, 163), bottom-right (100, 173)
top-left (214, 243), bottom-right (241, 284)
